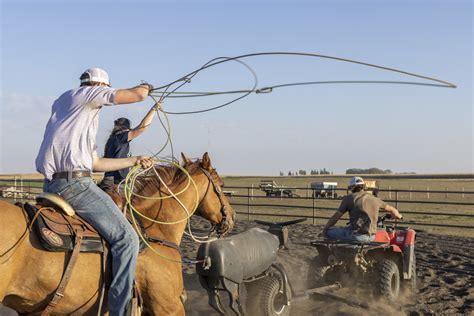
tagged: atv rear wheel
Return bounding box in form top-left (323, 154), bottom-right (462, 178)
top-left (245, 274), bottom-right (291, 316)
top-left (376, 259), bottom-right (400, 302)
top-left (306, 255), bottom-right (330, 288)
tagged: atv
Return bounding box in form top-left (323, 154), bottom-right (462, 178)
top-left (308, 214), bottom-right (417, 302)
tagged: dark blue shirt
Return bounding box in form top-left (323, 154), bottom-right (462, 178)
top-left (104, 131), bottom-right (130, 183)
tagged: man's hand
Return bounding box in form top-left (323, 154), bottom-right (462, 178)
top-left (139, 82), bottom-right (154, 96)
top-left (385, 205), bottom-right (403, 220)
top-left (135, 156), bottom-right (155, 169)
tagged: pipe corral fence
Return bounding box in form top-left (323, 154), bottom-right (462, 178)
top-left (1, 178), bottom-right (473, 231)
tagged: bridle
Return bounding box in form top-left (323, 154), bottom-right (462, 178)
top-left (200, 168), bottom-right (234, 237)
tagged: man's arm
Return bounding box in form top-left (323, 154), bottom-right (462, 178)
top-left (321, 211), bottom-right (345, 236)
top-left (92, 155), bottom-right (154, 172)
top-left (383, 204), bottom-right (403, 220)
top-left (114, 84), bottom-right (152, 105)
top-left (127, 103), bottom-right (160, 141)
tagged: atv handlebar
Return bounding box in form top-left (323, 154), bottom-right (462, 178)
top-left (378, 213), bottom-right (403, 226)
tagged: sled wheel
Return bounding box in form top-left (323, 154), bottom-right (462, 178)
top-left (246, 275), bottom-right (291, 316)
top-left (377, 259), bottom-right (400, 302)
top-left (403, 254), bottom-right (417, 293)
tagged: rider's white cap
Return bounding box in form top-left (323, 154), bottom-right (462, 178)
top-left (80, 67), bottom-right (110, 86)
top-left (349, 176), bottom-right (365, 187)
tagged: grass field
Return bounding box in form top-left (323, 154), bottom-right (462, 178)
top-left (1, 173), bottom-right (473, 237)
top-left (222, 174), bottom-right (474, 237)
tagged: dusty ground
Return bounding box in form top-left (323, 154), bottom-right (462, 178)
top-left (182, 218), bottom-right (474, 315)
top-left (1, 219), bottom-right (472, 315)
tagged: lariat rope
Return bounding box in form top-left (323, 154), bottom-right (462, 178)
top-left (121, 51), bottom-right (456, 263)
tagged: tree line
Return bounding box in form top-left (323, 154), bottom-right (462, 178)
top-left (278, 167), bottom-right (393, 176)
top-left (280, 168), bottom-right (332, 176)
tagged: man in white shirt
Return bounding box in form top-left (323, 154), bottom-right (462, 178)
top-left (36, 68), bottom-right (154, 316)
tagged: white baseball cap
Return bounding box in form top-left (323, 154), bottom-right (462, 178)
top-left (349, 176), bottom-right (365, 187)
top-left (80, 67), bottom-right (110, 86)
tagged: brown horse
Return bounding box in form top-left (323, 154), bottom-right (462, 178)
top-left (0, 152), bottom-right (235, 315)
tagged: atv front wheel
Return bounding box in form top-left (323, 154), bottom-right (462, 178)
top-left (245, 274), bottom-right (291, 316)
top-left (376, 259), bottom-right (400, 302)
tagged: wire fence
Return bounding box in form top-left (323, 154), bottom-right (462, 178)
top-left (1, 178), bottom-right (473, 230)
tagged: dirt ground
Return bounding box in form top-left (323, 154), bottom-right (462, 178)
top-left (1, 219), bottom-right (472, 315)
top-left (182, 218), bottom-right (474, 315)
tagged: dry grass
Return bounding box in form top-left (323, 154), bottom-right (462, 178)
top-left (222, 174), bottom-right (474, 237)
top-left (1, 173), bottom-right (472, 237)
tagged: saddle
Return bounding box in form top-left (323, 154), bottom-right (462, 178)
top-left (24, 193), bottom-right (104, 253)
top-left (21, 192), bottom-right (147, 316)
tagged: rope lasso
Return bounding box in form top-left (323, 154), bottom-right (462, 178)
top-left (150, 51), bottom-right (456, 114)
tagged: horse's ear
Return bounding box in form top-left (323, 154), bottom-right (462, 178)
top-left (181, 152), bottom-right (192, 166)
top-left (201, 152), bottom-right (212, 170)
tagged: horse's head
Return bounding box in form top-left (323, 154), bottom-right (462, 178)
top-left (182, 152), bottom-right (235, 237)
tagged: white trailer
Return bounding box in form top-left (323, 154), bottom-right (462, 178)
top-left (310, 182), bottom-right (338, 198)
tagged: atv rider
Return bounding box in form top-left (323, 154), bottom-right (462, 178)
top-left (321, 177), bottom-right (402, 242)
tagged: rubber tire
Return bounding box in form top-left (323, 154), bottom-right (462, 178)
top-left (245, 275), bottom-right (291, 316)
top-left (377, 259), bottom-right (400, 303)
top-left (403, 255), bottom-right (417, 293)
top-left (306, 255), bottom-right (329, 288)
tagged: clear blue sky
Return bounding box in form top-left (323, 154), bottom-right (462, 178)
top-left (1, 0), bottom-right (472, 175)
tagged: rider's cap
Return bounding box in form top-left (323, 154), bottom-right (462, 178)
top-left (80, 67), bottom-right (110, 86)
top-left (349, 176), bottom-right (365, 187)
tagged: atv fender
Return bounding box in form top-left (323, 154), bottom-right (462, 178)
top-left (402, 230), bottom-right (416, 280)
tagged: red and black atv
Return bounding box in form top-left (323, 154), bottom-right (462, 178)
top-left (308, 214), bottom-right (417, 302)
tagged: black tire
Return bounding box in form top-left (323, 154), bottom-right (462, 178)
top-left (403, 255), bottom-right (417, 293)
top-left (246, 275), bottom-right (291, 316)
top-left (306, 255), bottom-right (330, 288)
top-left (376, 259), bottom-right (400, 303)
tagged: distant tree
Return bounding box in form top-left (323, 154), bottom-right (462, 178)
top-left (288, 171), bottom-right (292, 176)
top-left (279, 171), bottom-right (284, 176)
top-left (346, 168), bottom-right (393, 175)
top-left (298, 170), bottom-right (307, 175)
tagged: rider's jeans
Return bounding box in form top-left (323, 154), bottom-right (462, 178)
top-left (44, 177), bottom-right (139, 316)
top-left (326, 226), bottom-right (375, 242)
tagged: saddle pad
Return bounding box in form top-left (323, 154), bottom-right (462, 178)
top-left (24, 203), bottom-right (104, 253)
top-left (23, 203), bottom-right (147, 254)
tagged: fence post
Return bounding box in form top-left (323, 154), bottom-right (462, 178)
top-left (445, 187), bottom-right (448, 199)
top-left (14, 176), bottom-right (17, 202)
top-left (251, 184), bottom-right (254, 201)
top-left (409, 186), bottom-right (412, 200)
top-left (395, 190), bottom-right (399, 209)
top-left (427, 187), bottom-right (430, 199)
top-left (312, 193), bottom-right (315, 225)
top-left (306, 184), bottom-right (309, 198)
top-left (247, 187), bottom-right (250, 221)
top-left (462, 187), bottom-right (465, 198)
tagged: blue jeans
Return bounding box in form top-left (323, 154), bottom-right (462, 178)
top-left (326, 226), bottom-right (375, 242)
top-left (44, 177), bottom-right (139, 316)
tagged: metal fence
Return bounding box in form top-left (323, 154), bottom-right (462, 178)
top-left (1, 179), bottom-right (473, 230)
top-left (224, 186), bottom-right (474, 230)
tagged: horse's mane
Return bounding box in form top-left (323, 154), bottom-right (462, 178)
top-left (131, 160), bottom-right (202, 200)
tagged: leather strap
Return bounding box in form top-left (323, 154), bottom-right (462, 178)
top-left (97, 239), bottom-right (108, 316)
top-left (41, 229), bottom-right (84, 316)
top-left (52, 171), bottom-right (91, 180)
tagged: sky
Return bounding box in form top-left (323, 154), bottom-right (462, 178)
top-left (0, 0), bottom-right (472, 175)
